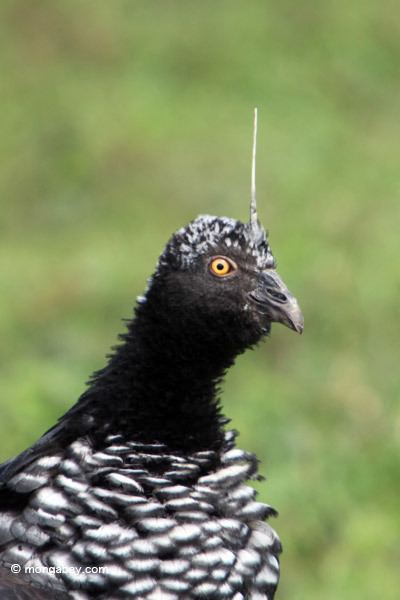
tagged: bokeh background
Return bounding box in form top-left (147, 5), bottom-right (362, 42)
top-left (0, 1), bottom-right (399, 598)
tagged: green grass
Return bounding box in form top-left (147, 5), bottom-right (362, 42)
top-left (0, 2), bottom-right (399, 598)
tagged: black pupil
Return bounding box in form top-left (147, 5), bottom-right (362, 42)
top-left (217, 262), bottom-right (224, 270)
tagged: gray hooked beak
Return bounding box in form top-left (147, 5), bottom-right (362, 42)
top-left (249, 270), bottom-right (304, 334)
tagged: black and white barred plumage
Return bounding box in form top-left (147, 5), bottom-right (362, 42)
top-left (0, 210), bottom-right (303, 599)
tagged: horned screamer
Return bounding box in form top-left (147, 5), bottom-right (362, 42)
top-left (0, 109), bottom-right (303, 600)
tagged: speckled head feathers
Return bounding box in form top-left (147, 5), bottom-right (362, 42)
top-left (159, 214), bottom-right (275, 272)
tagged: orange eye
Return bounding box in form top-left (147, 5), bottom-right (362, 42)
top-left (209, 256), bottom-right (236, 277)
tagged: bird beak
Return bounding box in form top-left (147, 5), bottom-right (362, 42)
top-left (249, 270), bottom-right (304, 334)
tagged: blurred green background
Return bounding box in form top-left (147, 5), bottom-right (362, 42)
top-left (0, 1), bottom-right (399, 598)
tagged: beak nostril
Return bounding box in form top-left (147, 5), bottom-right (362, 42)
top-left (266, 288), bottom-right (287, 303)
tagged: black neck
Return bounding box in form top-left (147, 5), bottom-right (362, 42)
top-left (65, 280), bottom-right (244, 452)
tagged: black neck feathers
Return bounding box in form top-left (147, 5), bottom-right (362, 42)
top-left (63, 274), bottom-right (249, 453)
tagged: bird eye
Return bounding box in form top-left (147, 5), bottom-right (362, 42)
top-left (209, 256), bottom-right (236, 277)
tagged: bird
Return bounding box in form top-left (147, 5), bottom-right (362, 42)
top-left (0, 111), bottom-right (303, 600)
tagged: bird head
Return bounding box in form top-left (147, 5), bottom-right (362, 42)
top-left (139, 110), bottom-right (303, 358)
top-left (142, 213), bottom-right (303, 355)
